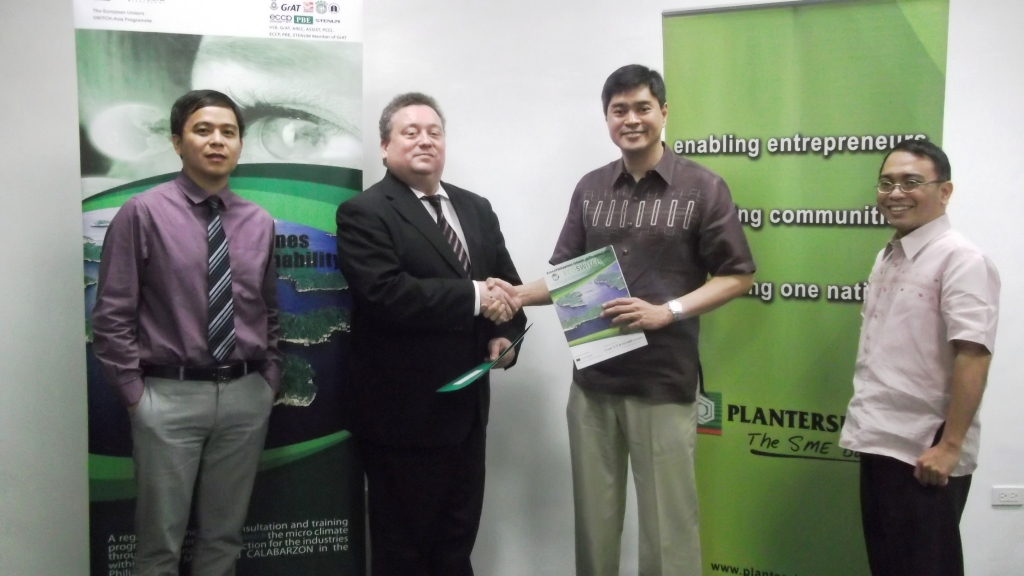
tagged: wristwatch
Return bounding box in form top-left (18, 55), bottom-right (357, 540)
top-left (667, 299), bottom-right (685, 322)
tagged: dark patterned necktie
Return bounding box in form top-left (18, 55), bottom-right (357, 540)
top-left (424, 195), bottom-right (471, 277)
top-left (206, 198), bottom-right (235, 363)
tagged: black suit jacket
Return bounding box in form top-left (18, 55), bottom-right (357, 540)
top-left (336, 171), bottom-right (527, 447)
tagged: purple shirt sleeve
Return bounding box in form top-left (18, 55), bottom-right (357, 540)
top-left (91, 197), bottom-right (148, 406)
top-left (259, 226), bottom-right (282, 391)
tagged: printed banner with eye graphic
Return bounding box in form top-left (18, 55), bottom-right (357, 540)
top-left (75, 2), bottom-right (365, 574)
top-left (662, 1), bottom-right (948, 575)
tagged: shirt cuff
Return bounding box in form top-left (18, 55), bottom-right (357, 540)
top-left (118, 378), bottom-right (145, 407)
top-left (260, 362), bottom-right (282, 393)
top-left (473, 280), bottom-right (481, 316)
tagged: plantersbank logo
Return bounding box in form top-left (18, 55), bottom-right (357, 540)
top-left (697, 391), bottom-right (723, 435)
top-left (294, 15), bottom-right (314, 24)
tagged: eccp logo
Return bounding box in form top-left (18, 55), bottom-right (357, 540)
top-left (315, 1), bottom-right (327, 14)
top-left (269, 13), bottom-right (291, 21)
top-left (280, 3), bottom-right (300, 11)
top-left (329, 3), bottom-right (339, 13)
top-left (303, 1), bottom-right (314, 12)
top-left (294, 15), bottom-right (314, 24)
top-left (697, 392), bottom-right (723, 435)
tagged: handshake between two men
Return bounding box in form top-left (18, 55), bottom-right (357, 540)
top-left (479, 276), bottom-right (686, 332)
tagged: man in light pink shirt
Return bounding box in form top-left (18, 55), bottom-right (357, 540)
top-left (839, 139), bottom-right (1000, 576)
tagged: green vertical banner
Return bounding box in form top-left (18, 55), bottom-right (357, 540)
top-left (663, 1), bottom-right (948, 574)
top-left (75, 2), bottom-right (365, 574)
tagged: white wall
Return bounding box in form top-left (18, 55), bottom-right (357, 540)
top-left (2, 0), bottom-right (1020, 574)
top-left (944, 1), bottom-right (1024, 573)
top-left (0, 0), bottom-right (90, 574)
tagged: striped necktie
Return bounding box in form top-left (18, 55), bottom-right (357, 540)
top-left (424, 195), bottom-right (471, 277)
top-left (206, 198), bottom-right (235, 363)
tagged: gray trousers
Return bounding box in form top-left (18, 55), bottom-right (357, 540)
top-left (567, 382), bottom-right (701, 576)
top-left (130, 372), bottom-right (274, 576)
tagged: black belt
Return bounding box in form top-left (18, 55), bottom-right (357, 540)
top-left (142, 361), bottom-right (260, 383)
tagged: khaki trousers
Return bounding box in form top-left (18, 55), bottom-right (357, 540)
top-left (567, 382), bottom-right (701, 576)
top-left (130, 372), bottom-right (274, 576)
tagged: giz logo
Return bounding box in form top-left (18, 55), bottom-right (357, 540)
top-left (303, 1), bottom-right (314, 12)
top-left (269, 13), bottom-right (292, 21)
top-left (280, 3), bottom-right (300, 11)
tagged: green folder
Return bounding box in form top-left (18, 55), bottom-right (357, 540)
top-left (436, 325), bottom-right (532, 393)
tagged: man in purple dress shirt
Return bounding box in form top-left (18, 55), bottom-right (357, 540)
top-left (92, 90), bottom-right (280, 576)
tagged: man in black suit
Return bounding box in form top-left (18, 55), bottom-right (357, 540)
top-left (335, 92), bottom-right (527, 576)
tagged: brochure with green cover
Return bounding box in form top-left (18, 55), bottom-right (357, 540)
top-left (545, 246), bottom-right (647, 369)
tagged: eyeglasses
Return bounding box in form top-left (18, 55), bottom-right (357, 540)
top-left (876, 179), bottom-right (946, 194)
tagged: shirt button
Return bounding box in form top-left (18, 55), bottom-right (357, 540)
top-left (622, 249), bottom-right (630, 255)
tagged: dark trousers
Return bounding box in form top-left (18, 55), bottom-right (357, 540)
top-left (859, 453), bottom-right (972, 576)
top-left (359, 424), bottom-right (486, 576)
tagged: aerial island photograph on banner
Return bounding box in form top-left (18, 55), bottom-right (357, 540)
top-left (545, 245), bottom-right (647, 369)
top-left (662, 0), bottom-right (949, 574)
top-left (74, 1), bottom-right (365, 574)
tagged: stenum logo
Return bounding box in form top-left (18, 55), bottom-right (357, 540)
top-left (697, 392), bottom-right (723, 435)
top-left (293, 15), bottom-right (314, 24)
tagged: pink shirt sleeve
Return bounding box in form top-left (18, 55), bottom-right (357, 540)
top-left (941, 250), bottom-right (1000, 353)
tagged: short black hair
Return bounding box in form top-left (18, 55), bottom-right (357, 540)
top-left (601, 65), bottom-right (667, 115)
top-left (881, 138), bottom-right (951, 181)
top-left (379, 92), bottom-right (445, 141)
top-left (170, 90), bottom-right (245, 139)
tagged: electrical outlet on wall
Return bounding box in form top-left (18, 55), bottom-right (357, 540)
top-left (991, 486), bottom-right (1024, 507)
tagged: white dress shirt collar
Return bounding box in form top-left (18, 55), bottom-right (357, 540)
top-left (890, 214), bottom-right (951, 260)
top-left (410, 185), bottom-right (450, 202)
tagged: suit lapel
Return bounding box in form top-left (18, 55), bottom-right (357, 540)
top-left (382, 172), bottom-right (467, 277)
top-left (446, 185), bottom-right (483, 280)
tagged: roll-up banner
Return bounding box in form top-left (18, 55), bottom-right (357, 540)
top-left (75, 1), bottom-right (365, 573)
top-left (663, 1), bottom-right (948, 574)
